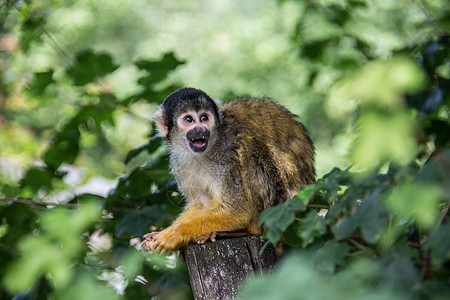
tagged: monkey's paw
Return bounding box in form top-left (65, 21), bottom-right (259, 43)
top-left (142, 228), bottom-right (183, 253)
top-left (196, 232), bottom-right (217, 244)
top-left (141, 232), bottom-right (160, 252)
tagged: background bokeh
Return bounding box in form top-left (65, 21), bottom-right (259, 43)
top-left (1, 0), bottom-right (449, 299)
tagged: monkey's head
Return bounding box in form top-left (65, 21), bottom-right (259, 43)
top-left (152, 88), bottom-right (221, 154)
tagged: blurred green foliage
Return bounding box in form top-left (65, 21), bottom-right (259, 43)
top-left (0, 0), bottom-right (449, 299)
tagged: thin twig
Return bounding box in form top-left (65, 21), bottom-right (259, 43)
top-left (419, 249), bottom-right (432, 282)
top-left (410, 0), bottom-right (442, 37)
top-left (346, 237), bottom-right (378, 258)
top-left (13, 5), bottom-right (73, 66)
top-left (435, 202), bottom-right (450, 229)
top-left (0, 197), bottom-right (78, 208)
top-left (306, 204), bottom-right (330, 209)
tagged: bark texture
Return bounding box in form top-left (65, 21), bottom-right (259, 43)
top-left (184, 235), bottom-right (277, 300)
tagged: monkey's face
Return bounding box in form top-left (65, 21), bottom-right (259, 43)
top-left (175, 110), bottom-right (216, 153)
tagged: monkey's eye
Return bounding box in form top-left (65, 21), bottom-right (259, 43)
top-left (184, 116), bottom-right (194, 123)
top-left (200, 114), bottom-right (209, 122)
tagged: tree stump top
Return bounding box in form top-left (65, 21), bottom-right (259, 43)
top-left (184, 235), bottom-right (277, 300)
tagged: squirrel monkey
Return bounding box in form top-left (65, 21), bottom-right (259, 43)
top-left (142, 88), bottom-right (315, 253)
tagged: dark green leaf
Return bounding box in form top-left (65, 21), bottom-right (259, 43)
top-left (27, 69), bottom-right (55, 97)
top-left (19, 16), bottom-right (44, 53)
top-left (297, 210), bottom-right (327, 247)
top-left (425, 223), bottom-right (450, 267)
top-left (333, 188), bottom-right (389, 243)
top-left (116, 205), bottom-right (165, 237)
top-left (135, 52), bottom-right (185, 84)
top-left (66, 50), bottom-right (119, 86)
top-left (19, 167), bottom-right (54, 193)
top-left (108, 159), bottom-right (171, 204)
top-left (259, 196), bottom-right (306, 244)
top-left (282, 222), bottom-right (302, 247)
top-left (381, 256), bottom-right (419, 289)
top-left (124, 136), bottom-right (164, 165)
top-left (313, 241), bottom-right (350, 274)
top-left (44, 134), bottom-right (80, 170)
top-left (418, 149), bottom-right (450, 194)
top-left (0, 184), bottom-right (21, 198)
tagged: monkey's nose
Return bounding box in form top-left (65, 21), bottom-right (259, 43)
top-left (193, 126), bottom-right (205, 133)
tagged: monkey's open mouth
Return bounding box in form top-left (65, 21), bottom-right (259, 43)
top-left (189, 138), bottom-right (208, 153)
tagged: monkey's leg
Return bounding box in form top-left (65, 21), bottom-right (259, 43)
top-left (143, 209), bottom-right (256, 253)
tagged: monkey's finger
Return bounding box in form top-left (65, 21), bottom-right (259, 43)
top-left (197, 237), bottom-right (207, 244)
top-left (144, 232), bottom-right (160, 241)
top-left (141, 239), bottom-right (154, 251)
top-left (210, 232), bottom-right (217, 242)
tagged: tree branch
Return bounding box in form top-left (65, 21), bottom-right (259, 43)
top-left (0, 197), bottom-right (78, 208)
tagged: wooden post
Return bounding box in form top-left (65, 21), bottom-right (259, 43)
top-left (184, 235), bottom-right (277, 300)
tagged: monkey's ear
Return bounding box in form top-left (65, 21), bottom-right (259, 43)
top-left (213, 98), bottom-right (221, 107)
top-left (152, 106), bottom-right (169, 138)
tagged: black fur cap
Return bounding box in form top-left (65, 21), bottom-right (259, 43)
top-left (162, 88), bottom-right (221, 130)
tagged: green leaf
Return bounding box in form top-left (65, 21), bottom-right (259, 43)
top-left (259, 196), bottom-right (306, 244)
top-left (108, 158), bottom-right (171, 204)
top-left (19, 15), bottom-right (44, 53)
top-left (333, 188), bottom-right (389, 243)
top-left (386, 182), bottom-right (442, 229)
top-left (124, 136), bottom-right (163, 165)
top-left (297, 185), bottom-right (318, 205)
top-left (418, 149), bottom-right (450, 195)
top-left (116, 205), bottom-right (165, 237)
top-left (66, 49), bottom-right (119, 86)
top-left (59, 272), bottom-right (119, 300)
top-left (297, 210), bottom-right (327, 247)
top-left (282, 223), bottom-right (302, 247)
top-left (27, 69), bottom-right (55, 96)
top-left (381, 256), bottom-right (419, 289)
top-left (3, 202), bottom-right (101, 293)
top-left (19, 167), bottom-right (55, 193)
top-left (135, 52), bottom-right (185, 83)
top-left (351, 112), bottom-right (418, 169)
top-left (425, 223), bottom-right (450, 268)
top-left (44, 136), bottom-right (80, 170)
top-left (313, 241), bottom-right (350, 274)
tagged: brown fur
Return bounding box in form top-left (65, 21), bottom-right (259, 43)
top-left (143, 88), bottom-right (315, 252)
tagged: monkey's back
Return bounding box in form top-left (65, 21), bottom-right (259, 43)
top-left (219, 98), bottom-right (315, 213)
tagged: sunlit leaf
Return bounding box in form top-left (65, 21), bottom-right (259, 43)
top-left (3, 202), bottom-right (101, 293)
top-left (59, 272), bottom-right (119, 300)
top-left (327, 57), bottom-right (426, 119)
top-left (351, 112), bottom-right (417, 169)
top-left (387, 182), bottom-right (442, 229)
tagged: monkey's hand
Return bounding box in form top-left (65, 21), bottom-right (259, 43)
top-left (141, 226), bottom-right (188, 253)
